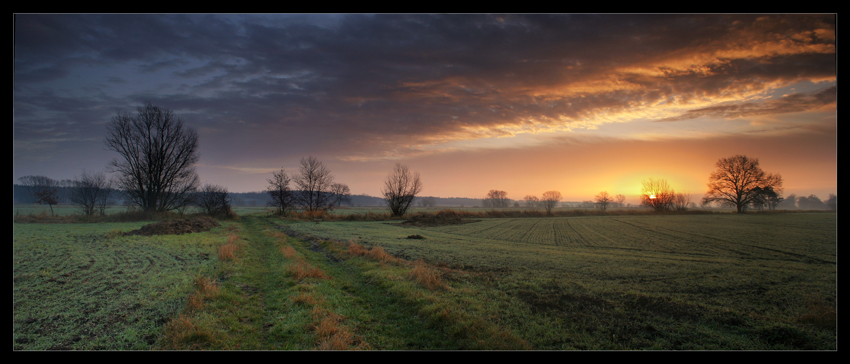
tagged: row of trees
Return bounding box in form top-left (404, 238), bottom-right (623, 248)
top-left (636, 155), bottom-right (825, 213)
top-left (18, 172), bottom-right (114, 216)
top-left (480, 190), bottom-right (563, 214)
top-left (265, 157), bottom-right (421, 217)
top-left (23, 102), bottom-right (834, 218)
top-left (17, 171), bottom-right (234, 218)
top-left (265, 156), bottom-right (353, 215)
top-left (636, 178), bottom-right (693, 212)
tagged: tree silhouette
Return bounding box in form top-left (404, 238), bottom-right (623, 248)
top-left (293, 156), bottom-right (336, 212)
top-left (641, 178), bottom-right (675, 212)
top-left (541, 191), bottom-right (561, 215)
top-left (104, 102), bottom-right (199, 212)
top-left (595, 191), bottom-right (612, 211)
top-left (702, 155), bottom-right (783, 213)
top-left (266, 168), bottom-right (296, 216)
top-left (70, 169), bottom-right (112, 216)
top-left (382, 163), bottom-right (422, 217)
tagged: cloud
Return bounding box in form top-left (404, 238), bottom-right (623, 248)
top-left (656, 86), bottom-right (836, 122)
top-left (14, 13), bottom-right (837, 180)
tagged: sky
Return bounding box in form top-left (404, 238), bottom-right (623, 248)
top-left (13, 14), bottom-right (837, 204)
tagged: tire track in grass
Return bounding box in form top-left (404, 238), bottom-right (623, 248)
top-left (519, 218), bottom-right (543, 245)
top-left (252, 216), bottom-right (528, 350)
top-left (563, 218), bottom-right (589, 247)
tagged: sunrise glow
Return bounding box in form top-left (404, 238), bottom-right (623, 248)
top-left (13, 14), bottom-right (836, 205)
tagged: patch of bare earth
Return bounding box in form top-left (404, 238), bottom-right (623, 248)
top-left (125, 217), bottom-right (220, 236)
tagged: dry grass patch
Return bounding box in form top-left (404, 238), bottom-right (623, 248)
top-left (218, 243), bottom-right (239, 261)
top-left (226, 233), bottom-right (240, 244)
top-left (280, 245), bottom-right (298, 259)
top-left (191, 275), bottom-right (220, 303)
top-left (365, 246), bottom-right (398, 263)
top-left (311, 311), bottom-right (369, 350)
top-left (347, 241), bottom-right (400, 263)
top-left (347, 241), bottom-right (368, 256)
top-left (288, 259), bottom-right (330, 281)
top-left (294, 291), bottom-right (323, 306)
top-left (162, 314), bottom-right (215, 348)
top-left (408, 259), bottom-right (444, 291)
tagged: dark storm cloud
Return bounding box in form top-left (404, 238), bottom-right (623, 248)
top-left (14, 13), bottom-right (836, 169)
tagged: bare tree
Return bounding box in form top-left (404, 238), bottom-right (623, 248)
top-left (614, 194), bottom-right (626, 208)
top-left (540, 190), bottom-right (561, 215)
top-left (484, 190), bottom-right (509, 208)
top-left (641, 178), bottom-right (676, 212)
top-left (194, 184), bottom-right (233, 217)
top-left (382, 163), bottom-right (422, 217)
top-left (331, 183), bottom-right (352, 207)
top-left (104, 102), bottom-right (200, 212)
top-left (672, 192), bottom-right (691, 211)
top-left (70, 169), bottom-right (113, 216)
top-left (702, 155), bottom-right (783, 213)
top-left (523, 195), bottom-right (539, 208)
top-left (595, 191), bottom-right (612, 211)
top-left (19, 175), bottom-right (60, 215)
top-left (266, 168), bottom-right (296, 215)
top-left (293, 156), bottom-right (336, 212)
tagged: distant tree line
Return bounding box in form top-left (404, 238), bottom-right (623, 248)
top-left (15, 103), bottom-right (837, 218)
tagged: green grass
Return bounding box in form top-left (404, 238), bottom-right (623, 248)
top-left (282, 212), bottom-right (837, 350)
top-left (13, 221), bottom-right (226, 350)
top-left (13, 209), bottom-right (836, 350)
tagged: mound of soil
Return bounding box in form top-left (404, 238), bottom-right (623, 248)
top-left (125, 216), bottom-right (220, 236)
top-left (401, 210), bottom-right (478, 227)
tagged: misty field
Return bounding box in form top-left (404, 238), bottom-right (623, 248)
top-left (13, 210), bottom-right (836, 350)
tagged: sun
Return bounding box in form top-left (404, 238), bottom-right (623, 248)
top-left (649, 194), bottom-right (656, 199)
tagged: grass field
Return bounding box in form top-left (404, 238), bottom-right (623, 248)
top-left (13, 208), bottom-right (836, 350)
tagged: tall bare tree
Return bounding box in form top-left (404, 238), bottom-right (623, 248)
top-left (541, 190), bottom-right (561, 215)
top-left (293, 156), bottom-right (336, 212)
top-left (70, 169), bottom-right (113, 216)
top-left (104, 102), bottom-right (200, 212)
top-left (595, 191), bottom-right (612, 211)
top-left (702, 155), bottom-right (783, 213)
top-left (266, 168), bottom-right (296, 215)
top-left (614, 194), bottom-right (626, 208)
top-left (382, 163), bottom-right (422, 217)
top-left (19, 175), bottom-right (60, 215)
